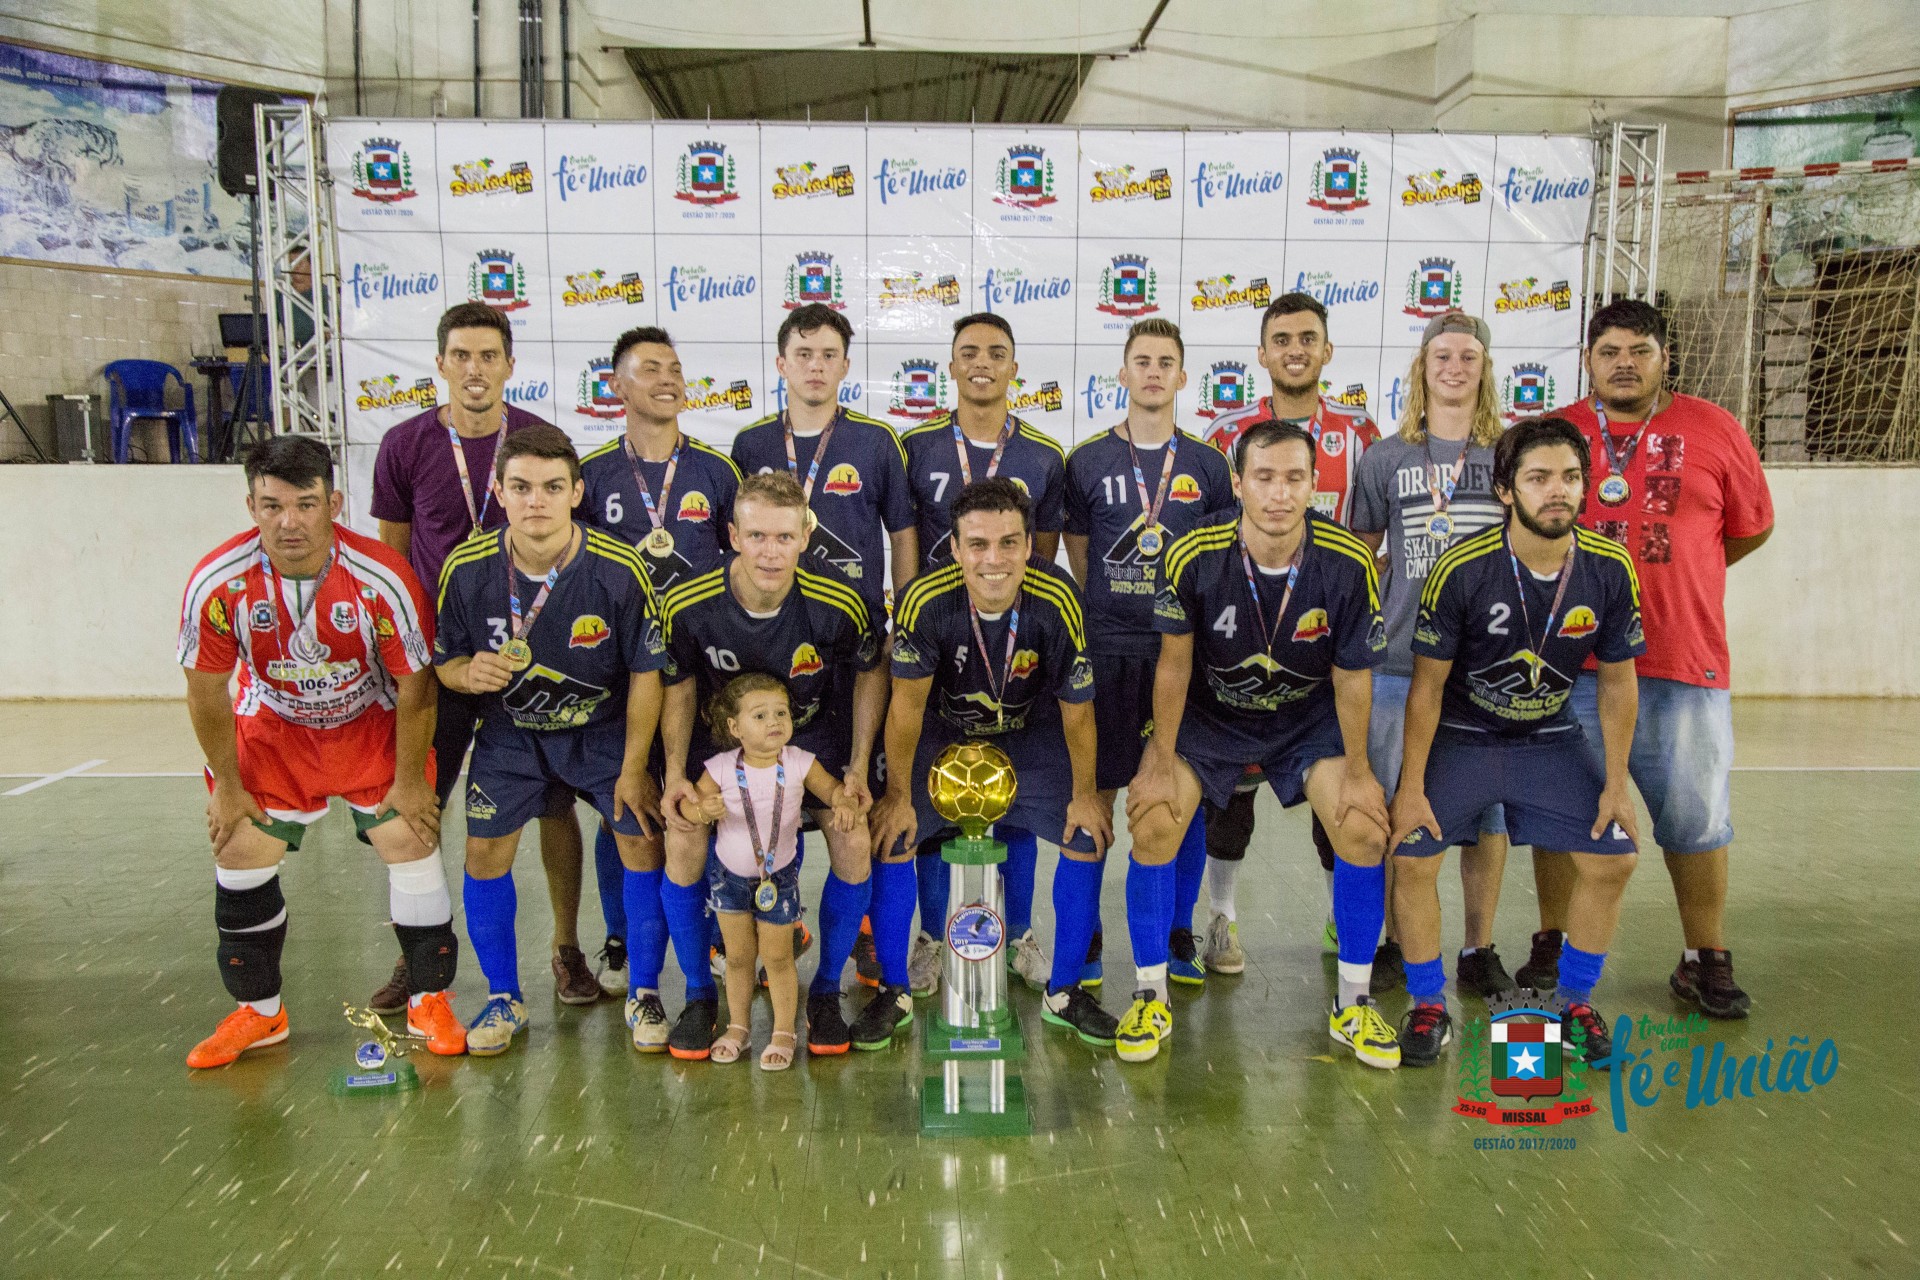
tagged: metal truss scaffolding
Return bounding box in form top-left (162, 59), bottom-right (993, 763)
top-left (1587, 122), bottom-right (1667, 307)
top-left (255, 102), bottom-right (344, 453)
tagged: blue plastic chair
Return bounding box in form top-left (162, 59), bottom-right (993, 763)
top-left (104, 359), bottom-right (198, 463)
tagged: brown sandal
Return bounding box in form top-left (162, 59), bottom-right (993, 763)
top-left (759, 1029), bottom-right (797, 1072)
top-left (710, 1023), bottom-right (750, 1065)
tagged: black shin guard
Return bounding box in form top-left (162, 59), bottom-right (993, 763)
top-left (215, 877), bottom-right (287, 1002)
top-left (1310, 810), bottom-right (1337, 873)
top-left (1204, 787), bottom-right (1257, 863)
top-left (395, 922), bottom-right (458, 993)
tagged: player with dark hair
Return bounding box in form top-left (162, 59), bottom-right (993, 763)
top-left (1123, 421), bottom-right (1394, 1066)
top-left (367, 301), bottom-right (594, 1012)
top-left (1065, 317), bottom-right (1235, 991)
top-left (1390, 416), bottom-right (1644, 1069)
top-left (179, 437), bottom-right (465, 1066)
top-left (1533, 299), bottom-right (1773, 1018)
top-left (867, 478), bottom-right (1116, 1048)
top-left (1198, 292), bottom-right (1382, 973)
top-left (435, 426), bottom-right (668, 1055)
top-left (657, 471), bottom-right (886, 1058)
top-left (576, 325), bottom-right (743, 1040)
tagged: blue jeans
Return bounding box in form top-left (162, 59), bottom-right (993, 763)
top-left (1570, 673), bottom-right (1734, 853)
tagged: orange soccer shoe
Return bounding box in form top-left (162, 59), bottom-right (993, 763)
top-left (406, 990), bottom-right (468, 1056)
top-left (186, 1005), bottom-right (290, 1069)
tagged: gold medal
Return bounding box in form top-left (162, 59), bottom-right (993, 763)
top-left (499, 638), bottom-right (533, 671)
top-left (1137, 525), bottom-right (1165, 558)
top-left (644, 526), bottom-right (676, 557)
top-left (753, 878), bottom-right (779, 913)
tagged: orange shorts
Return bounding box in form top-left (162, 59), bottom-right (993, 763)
top-left (205, 707), bottom-right (433, 848)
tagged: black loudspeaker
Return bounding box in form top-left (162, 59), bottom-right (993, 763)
top-left (216, 87), bottom-right (284, 197)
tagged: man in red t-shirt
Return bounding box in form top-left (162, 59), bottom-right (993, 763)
top-left (1531, 299), bottom-right (1773, 1018)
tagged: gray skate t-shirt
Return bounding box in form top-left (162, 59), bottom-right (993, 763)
top-left (1349, 432), bottom-right (1504, 675)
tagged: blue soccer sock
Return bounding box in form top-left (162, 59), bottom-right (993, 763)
top-left (1171, 810), bottom-right (1207, 938)
top-left (621, 867), bottom-right (666, 992)
top-left (998, 825), bottom-right (1039, 938)
top-left (870, 859), bottom-right (917, 989)
top-left (462, 870), bottom-right (521, 1001)
top-left (810, 871), bottom-right (872, 998)
top-left (1048, 854), bottom-right (1104, 995)
top-left (660, 875), bottom-right (715, 1002)
top-left (1406, 955), bottom-right (1447, 1004)
top-left (1125, 856), bottom-right (1176, 972)
top-left (1559, 943), bottom-right (1607, 1006)
top-left (594, 824), bottom-right (627, 942)
top-left (915, 840), bottom-right (946, 937)
top-left (1332, 858), bottom-right (1387, 1008)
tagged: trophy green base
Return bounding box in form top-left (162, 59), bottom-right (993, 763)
top-left (920, 1072), bottom-right (1031, 1138)
top-left (326, 1060), bottom-right (420, 1097)
top-left (919, 1011), bottom-right (1030, 1137)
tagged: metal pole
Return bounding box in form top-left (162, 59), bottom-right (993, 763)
top-left (1739, 189), bottom-right (1764, 437)
top-left (472, 0), bottom-right (482, 116)
top-left (559, 0), bottom-right (571, 118)
top-left (351, 0), bottom-right (364, 115)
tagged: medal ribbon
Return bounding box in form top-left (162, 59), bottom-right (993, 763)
top-left (1121, 423), bottom-right (1180, 536)
top-left (952, 415), bottom-right (1015, 486)
top-left (967, 594), bottom-right (1023, 730)
top-left (735, 750), bottom-right (787, 883)
top-left (260, 542), bottom-right (338, 663)
top-left (782, 412), bottom-right (838, 502)
top-left (1237, 529), bottom-right (1307, 657)
top-left (444, 407), bottom-right (506, 535)
top-left (504, 525), bottom-right (574, 646)
top-left (1504, 529), bottom-right (1577, 685)
top-left (622, 433), bottom-right (683, 536)
top-left (1592, 397), bottom-right (1659, 482)
top-left (1423, 437), bottom-right (1468, 516)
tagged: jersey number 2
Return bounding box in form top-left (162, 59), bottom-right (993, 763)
top-left (1487, 603), bottom-right (1510, 636)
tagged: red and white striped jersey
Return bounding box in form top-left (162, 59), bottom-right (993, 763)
top-left (178, 524), bottom-right (433, 730)
top-left (1204, 395), bottom-right (1382, 525)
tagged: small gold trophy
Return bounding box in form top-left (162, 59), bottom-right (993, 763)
top-left (921, 742), bottom-right (1031, 1137)
top-left (326, 1002), bottom-right (422, 1097)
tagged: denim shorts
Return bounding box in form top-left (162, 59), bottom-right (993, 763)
top-left (1370, 671), bottom-right (1506, 837)
top-left (707, 855), bottom-right (803, 926)
top-left (1570, 673), bottom-right (1734, 854)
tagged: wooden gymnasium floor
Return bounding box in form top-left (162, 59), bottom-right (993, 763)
top-left (1, 699), bottom-right (1915, 1279)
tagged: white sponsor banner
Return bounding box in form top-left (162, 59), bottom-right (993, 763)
top-left (441, 233), bottom-right (552, 339)
top-left (1384, 132), bottom-right (1497, 243)
top-left (545, 124), bottom-right (655, 234)
top-left (342, 339), bottom-right (440, 445)
top-left (866, 127), bottom-right (973, 237)
top-left (1289, 132), bottom-right (1393, 240)
top-left (1281, 240), bottom-right (1391, 348)
top-left (653, 124), bottom-right (759, 234)
top-left (436, 122), bottom-right (548, 235)
top-left (1075, 238), bottom-right (1181, 344)
top-left (1177, 239), bottom-right (1284, 347)
top-left (976, 235), bottom-right (1078, 342)
top-left (1182, 132), bottom-right (1291, 240)
top-left (763, 236), bottom-right (868, 339)
top-left (867, 342), bottom-right (958, 430)
top-left (554, 339), bottom-right (626, 445)
top-left (973, 128), bottom-right (1077, 239)
top-left (760, 125), bottom-right (867, 237)
top-left (1483, 241), bottom-right (1585, 349)
top-left (333, 122), bottom-right (441, 229)
top-left (547, 234), bottom-right (657, 342)
top-left (865, 238), bottom-right (970, 343)
top-left (1382, 239), bottom-right (1491, 344)
top-left (675, 343), bottom-right (770, 450)
top-left (1078, 130), bottom-right (1185, 240)
top-left (502, 342), bottom-right (559, 431)
top-left (1496, 347), bottom-right (1582, 424)
top-left (1003, 345), bottom-right (1077, 449)
top-left (1490, 135), bottom-right (1597, 244)
top-left (652, 233), bottom-right (766, 344)
top-left (337, 231), bottom-right (447, 341)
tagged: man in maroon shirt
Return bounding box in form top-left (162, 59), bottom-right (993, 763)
top-left (1528, 299), bottom-right (1774, 1018)
top-left (366, 302), bottom-right (598, 1010)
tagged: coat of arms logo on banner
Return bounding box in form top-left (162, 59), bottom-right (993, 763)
top-left (1502, 363), bottom-right (1555, 420)
top-left (783, 252), bottom-right (846, 310)
top-left (994, 144), bottom-right (1057, 208)
top-left (1306, 147), bottom-right (1370, 211)
top-left (1096, 254), bottom-right (1159, 317)
top-left (1197, 360), bottom-right (1249, 419)
top-left (448, 158), bottom-right (534, 198)
top-left (349, 138), bottom-right (417, 204)
top-left (1405, 257), bottom-right (1464, 318)
top-left (469, 250), bottom-right (530, 311)
top-left (887, 359), bottom-right (951, 422)
top-left (575, 357), bottom-right (623, 418)
top-left (676, 141), bottom-right (740, 205)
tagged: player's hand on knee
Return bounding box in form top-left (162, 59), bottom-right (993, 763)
top-left (614, 768), bottom-right (662, 838)
top-left (1065, 792), bottom-right (1112, 856)
top-left (841, 768), bottom-right (873, 813)
top-left (206, 778), bottom-right (267, 852)
top-left (1336, 763), bottom-right (1390, 840)
top-left (381, 776), bottom-right (441, 850)
top-left (661, 777), bottom-right (700, 832)
top-left (1591, 781), bottom-right (1639, 847)
top-left (1123, 757), bottom-right (1175, 829)
top-left (868, 792), bottom-right (915, 858)
top-left (466, 651), bottom-right (514, 693)
top-left (1388, 789), bottom-right (1442, 850)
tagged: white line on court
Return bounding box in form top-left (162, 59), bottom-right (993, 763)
top-left (2, 759), bottom-right (109, 796)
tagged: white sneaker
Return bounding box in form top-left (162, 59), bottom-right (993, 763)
top-left (625, 990), bottom-right (669, 1053)
top-left (1008, 929), bottom-right (1049, 992)
top-left (908, 930), bottom-right (942, 998)
top-left (1203, 913), bottom-right (1246, 974)
top-left (466, 994), bottom-right (529, 1057)
top-left (596, 938), bottom-right (628, 998)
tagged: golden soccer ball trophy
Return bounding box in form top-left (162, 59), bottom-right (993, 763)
top-left (927, 741), bottom-right (1017, 841)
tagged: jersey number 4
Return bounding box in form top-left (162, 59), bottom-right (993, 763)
top-left (1213, 606), bottom-right (1237, 639)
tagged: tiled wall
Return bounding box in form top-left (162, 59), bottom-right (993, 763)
top-left (0, 262), bottom-right (250, 463)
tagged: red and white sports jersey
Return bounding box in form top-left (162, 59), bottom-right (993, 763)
top-left (1204, 395), bottom-right (1382, 525)
top-left (178, 524), bottom-right (434, 730)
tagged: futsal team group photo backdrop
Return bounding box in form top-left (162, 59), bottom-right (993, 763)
top-left (329, 120), bottom-right (1596, 516)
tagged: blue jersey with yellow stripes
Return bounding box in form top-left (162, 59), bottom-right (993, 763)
top-left (434, 524), bottom-right (665, 734)
top-left (579, 433), bottom-right (740, 595)
top-left (902, 414), bottom-right (1066, 570)
top-left (729, 408), bottom-right (914, 620)
top-left (1154, 512), bottom-right (1386, 757)
top-left (1414, 524), bottom-right (1644, 738)
top-left (891, 559), bottom-right (1093, 737)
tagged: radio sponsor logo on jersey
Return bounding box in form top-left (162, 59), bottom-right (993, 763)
top-left (1189, 273), bottom-right (1272, 313)
top-left (1007, 377), bottom-right (1064, 415)
top-left (569, 614), bottom-right (612, 649)
top-left (674, 141), bottom-right (740, 205)
top-left (1089, 163), bottom-right (1173, 203)
top-left (1291, 268), bottom-right (1382, 309)
top-left (447, 157), bottom-right (535, 198)
top-left (349, 137), bottom-right (418, 204)
top-left (978, 266), bottom-right (1072, 312)
top-left (1197, 361), bottom-right (1250, 419)
top-left (676, 491), bottom-right (713, 522)
top-left (1292, 607), bottom-right (1331, 642)
top-left (468, 249), bottom-right (530, 311)
top-left (993, 144), bottom-right (1058, 208)
top-left (551, 153), bottom-right (647, 202)
top-left (790, 643), bottom-right (823, 677)
top-left (1189, 159), bottom-right (1284, 208)
top-left (1096, 254), bottom-right (1160, 317)
top-left (1493, 276), bottom-right (1573, 315)
top-left (685, 376), bottom-right (755, 414)
top-left (356, 373), bottom-right (438, 414)
top-left (1010, 649), bottom-right (1040, 679)
top-left (879, 272), bottom-right (962, 309)
top-left (871, 155), bottom-right (968, 205)
top-left (1082, 374), bottom-right (1130, 418)
top-left (1405, 257), bottom-right (1466, 318)
top-left (345, 262), bottom-right (439, 309)
top-left (662, 263), bottom-right (757, 313)
top-left (1501, 363), bottom-right (1554, 421)
top-left (887, 359), bottom-right (951, 421)
top-left (770, 160), bottom-right (855, 200)
top-left (822, 463), bottom-right (862, 495)
top-left (330, 601), bottom-right (359, 634)
top-left (1558, 606), bottom-right (1598, 639)
top-left (1401, 168), bottom-right (1484, 208)
top-left (1169, 473), bottom-right (1203, 503)
top-left (1498, 166), bottom-right (1594, 211)
top-left (575, 357), bottom-right (623, 418)
top-left (1306, 147), bottom-right (1371, 212)
top-left (782, 251), bottom-right (846, 310)
top-left (561, 268), bottom-right (646, 308)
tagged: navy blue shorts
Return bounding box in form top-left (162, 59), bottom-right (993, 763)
top-left (707, 855), bottom-right (803, 926)
top-left (1091, 650), bottom-right (1157, 792)
top-left (893, 720), bottom-right (1097, 857)
top-left (466, 719), bottom-right (644, 840)
top-left (1176, 716), bottom-right (1345, 813)
top-left (1394, 727), bottom-right (1638, 859)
